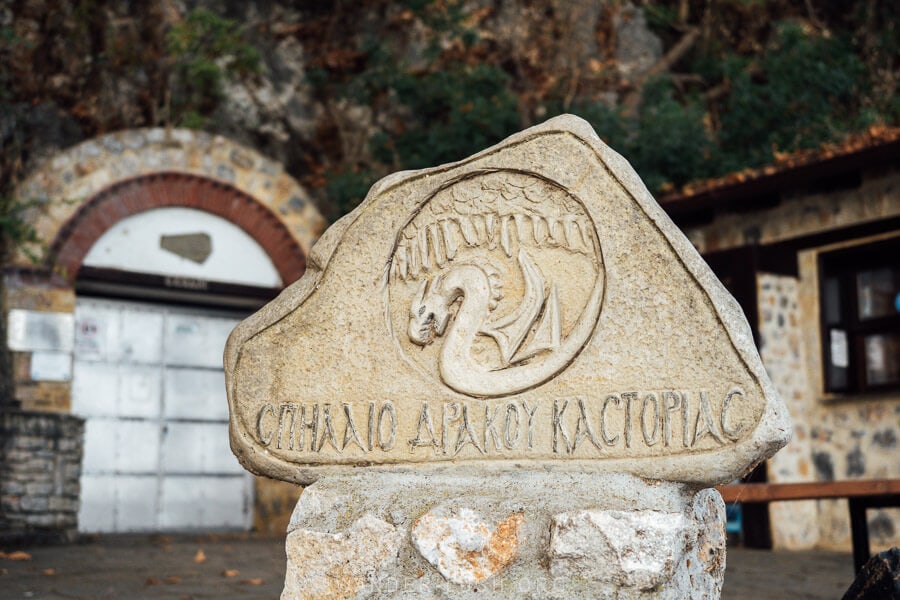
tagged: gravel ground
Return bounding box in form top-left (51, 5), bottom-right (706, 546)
top-left (1, 534), bottom-right (858, 599)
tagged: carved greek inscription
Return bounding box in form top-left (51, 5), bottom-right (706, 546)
top-left (548, 387), bottom-right (746, 455)
top-left (254, 387), bottom-right (747, 457)
top-left (257, 403), bottom-right (276, 447)
top-left (409, 400), bottom-right (541, 456)
top-left (256, 401), bottom-right (397, 453)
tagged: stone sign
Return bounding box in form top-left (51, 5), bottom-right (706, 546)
top-left (226, 115), bottom-right (791, 598)
top-left (225, 114), bottom-right (790, 487)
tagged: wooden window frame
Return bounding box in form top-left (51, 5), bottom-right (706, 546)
top-left (818, 236), bottom-right (900, 395)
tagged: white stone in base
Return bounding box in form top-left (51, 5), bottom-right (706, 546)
top-left (411, 506), bottom-right (525, 585)
top-left (549, 509), bottom-right (691, 588)
top-left (549, 489), bottom-right (726, 598)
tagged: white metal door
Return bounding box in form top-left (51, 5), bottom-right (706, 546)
top-left (72, 297), bottom-right (252, 533)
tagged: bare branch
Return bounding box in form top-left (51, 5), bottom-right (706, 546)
top-left (621, 27), bottom-right (701, 114)
top-left (804, 0), bottom-right (826, 32)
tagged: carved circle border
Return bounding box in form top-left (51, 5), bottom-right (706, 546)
top-left (385, 167), bottom-right (607, 398)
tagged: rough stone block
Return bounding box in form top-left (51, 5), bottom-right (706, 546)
top-left (24, 482), bottom-right (55, 496)
top-left (1, 495), bottom-right (21, 512)
top-left (20, 495), bottom-right (50, 512)
top-left (549, 509), bottom-right (691, 587)
top-left (282, 513), bottom-right (402, 600)
top-left (1, 481), bottom-right (26, 495)
top-left (411, 506), bottom-right (524, 585)
top-left (48, 496), bottom-right (78, 512)
top-left (23, 513), bottom-right (59, 527)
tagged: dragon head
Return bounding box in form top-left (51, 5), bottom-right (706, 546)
top-left (408, 277), bottom-right (452, 346)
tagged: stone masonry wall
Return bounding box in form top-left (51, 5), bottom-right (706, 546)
top-left (757, 273), bottom-right (819, 550)
top-left (0, 410), bottom-right (84, 545)
top-left (797, 246), bottom-right (900, 552)
top-left (13, 127), bottom-right (326, 270)
top-left (682, 166), bottom-right (900, 552)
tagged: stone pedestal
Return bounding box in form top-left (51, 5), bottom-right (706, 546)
top-left (281, 472), bottom-right (726, 600)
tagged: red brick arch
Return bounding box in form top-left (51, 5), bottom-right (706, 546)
top-left (50, 172), bottom-right (306, 286)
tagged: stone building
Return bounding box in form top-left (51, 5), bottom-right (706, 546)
top-left (662, 135), bottom-right (900, 551)
top-left (1, 128), bottom-right (324, 540)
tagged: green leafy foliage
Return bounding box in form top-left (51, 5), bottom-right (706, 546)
top-left (564, 78), bottom-right (713, 193)
top-left (165, 8), bottom-right (260, 128)
top-left (630, 79), bottom-right (714, 192)
top-left (717, 23), bottom-right (869, 171)
top-left (562, 22), bottom-right (882, 193)
top-left (314, 2), bottom-right (519, 215)
top-left (321, 58), bottom-right (520, 215)
top-left (375, 64), bottom-right (520, 169)
top-left (324, 169), bottom-right (380, 218)
top-left (0, 196), bottom-right (44, 264)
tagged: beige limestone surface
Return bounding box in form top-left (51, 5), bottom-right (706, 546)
top-left (224, 114), bottom-right (791, 486)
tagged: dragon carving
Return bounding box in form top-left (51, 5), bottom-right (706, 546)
top-left (390, 171), bottom-right (604, 397)
top-left (408, 249), bottom-right (602, 397)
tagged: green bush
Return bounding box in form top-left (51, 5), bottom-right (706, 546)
top-left (718, 23), bottom-right (868, 171)
top-left (324, 169), bottom-right (379, 219)
top-left (165, 8), bottom-right (260, 127)
top-left (630, 78), bottom-right (715, 192)
top-left (564, 78), bottom-right (714, 193)
top-left (315, 10), bottom-right (891, 213)
top-left (375, 63), bottom-right (521, 169)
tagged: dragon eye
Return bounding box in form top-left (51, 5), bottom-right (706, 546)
top-left (418, 305), bottom-right (426, 316)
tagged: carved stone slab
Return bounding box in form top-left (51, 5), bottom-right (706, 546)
top-left (224, 115), bottom-right (791, 486)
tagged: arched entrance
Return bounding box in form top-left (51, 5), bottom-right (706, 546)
top-left (9, 129), bottom-right (325, 533)
top-left (65, 175), bottom-right (304, 533)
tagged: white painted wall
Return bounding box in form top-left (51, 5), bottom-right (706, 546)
top-left (83, 207), bottom-right (282, 288)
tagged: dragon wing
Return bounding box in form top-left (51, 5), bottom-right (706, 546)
top-left (510, 282), bottom-right (561, 364)
top-left (482, 249), bottom-right (545, 365)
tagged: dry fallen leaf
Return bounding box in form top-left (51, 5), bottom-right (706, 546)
top-left (164, 576), bottom-right (182, 584)
top-left (240, 578), bottom-right (264, 586)
top-left (222, 569), bottom-right (239, 577)
top-left (2, 551), bottom-right (32, 561)
top-left (42, 568), bottom-right (56, 576)
top-left (193, 549), bottom-right (207, 564)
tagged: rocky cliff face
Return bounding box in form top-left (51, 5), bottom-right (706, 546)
top-left (5, 1), bottom-right (891, 218)
top-left (1, 1), bottom-right (663, 218)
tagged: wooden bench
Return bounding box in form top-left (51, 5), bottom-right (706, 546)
top-left (716, 479), bottom-right (900, 573)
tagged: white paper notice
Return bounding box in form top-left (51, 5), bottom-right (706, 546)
top-left (830, 329), bottom-right (849, 368)
top-left (30, 351), bottom-right (73, 382)
top-left (7, 310), bottom-right (75, 352)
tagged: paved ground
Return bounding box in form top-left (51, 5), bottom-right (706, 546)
top-left (1, 534), bottom-right (858, 599)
